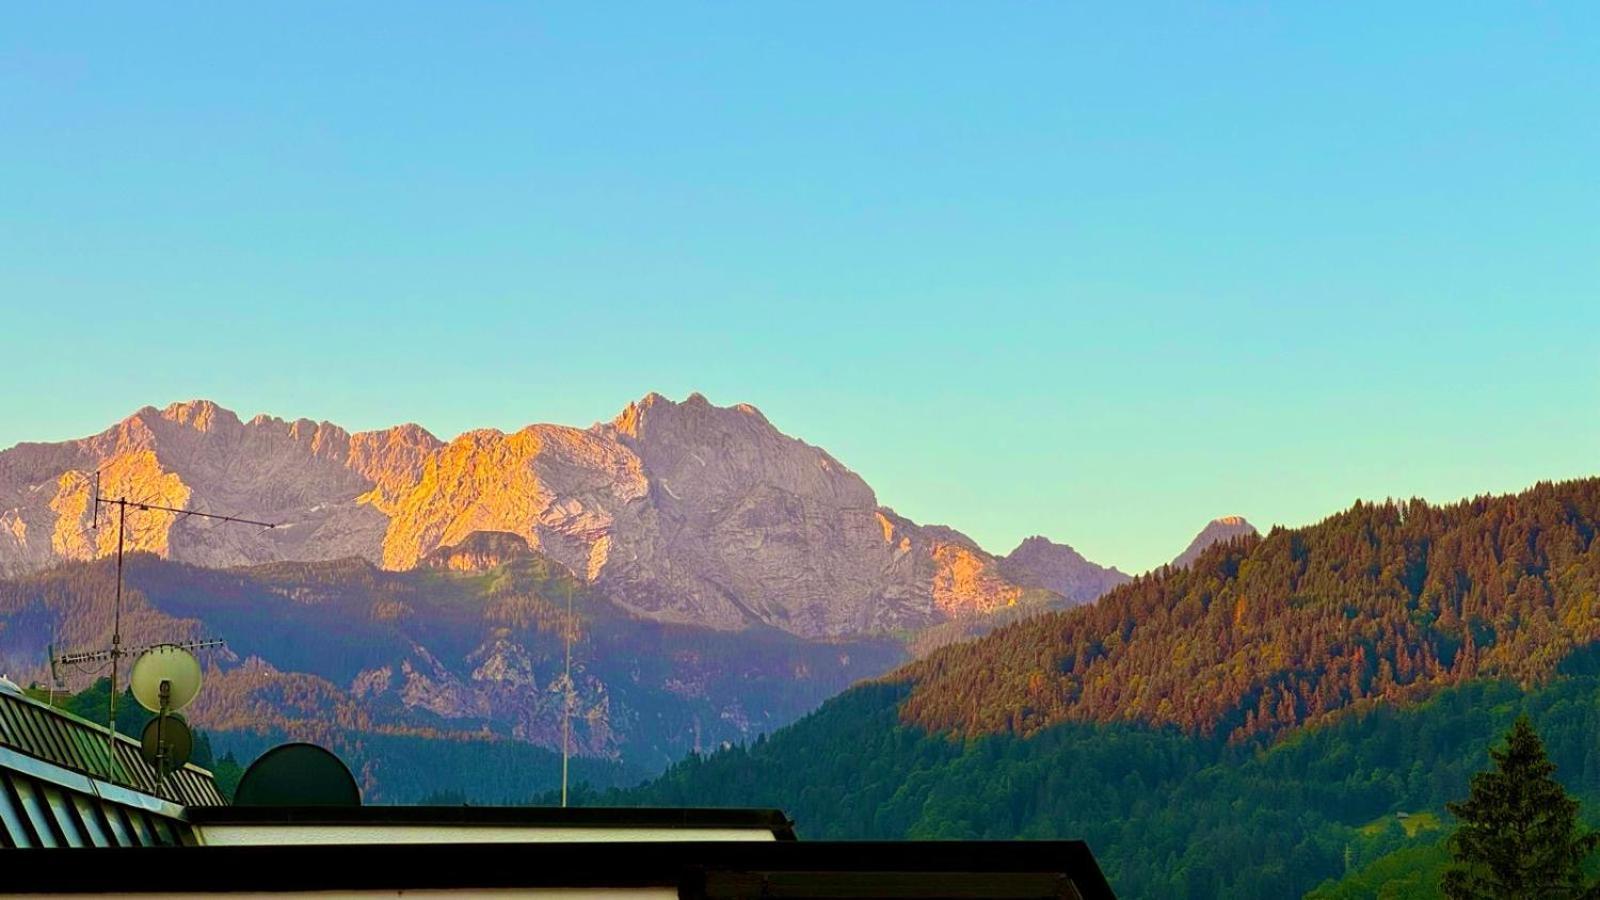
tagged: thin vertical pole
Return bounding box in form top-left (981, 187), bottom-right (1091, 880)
top-left (106, 499), bottom-right (125, 782)
top-left (68, 487), bottom-right (270, 785)
top-left (561, 579), bottom-right (572, 808)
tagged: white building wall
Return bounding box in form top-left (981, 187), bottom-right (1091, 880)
top-left (195, 823), bottom-right (779, 846)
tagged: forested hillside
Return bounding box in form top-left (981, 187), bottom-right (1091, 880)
top-left (597, 664), bottom-right (1600, 898)
top-left (903, 479), bottom-right (1600, 742)
top-left (594, 479), bottom-right (1600, 898)
top-left (0, 542), bottom-right (902, 798)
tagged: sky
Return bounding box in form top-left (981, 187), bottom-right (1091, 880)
top-left (1, 4), bottom-right (1596, 573)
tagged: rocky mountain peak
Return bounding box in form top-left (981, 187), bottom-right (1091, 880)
top-left (997, 535), bottom-right (1131, 606)
top-left (610, 392), bottom-right (771, 441)
top-left (1171, 515), bottom-right (1259, 569)
top-left (610, 391), bottom-right (671, 439)
top-left (1013, 534), bottom-right (1077, 555)
top-left (157, 399), bottom-right (240, 433)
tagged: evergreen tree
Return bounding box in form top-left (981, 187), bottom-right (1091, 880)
top-left (1442, 716), bottom-right (1600, 899)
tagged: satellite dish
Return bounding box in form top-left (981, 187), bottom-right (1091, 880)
top-left (130, 644), bottom-right (202, 713)
top-left (139, 716), bottom-right (193, 770)
top-left (234, 743), bottom-right (361, 807)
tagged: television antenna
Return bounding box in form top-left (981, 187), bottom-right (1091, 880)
top-left (49, 469), bottom-right (275, 784)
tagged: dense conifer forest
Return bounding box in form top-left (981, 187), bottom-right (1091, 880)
top-left (594, 669), bottom-right (1600, 897)
top-left (903, 479), bottom-right (1600, 742)
top-left (592, 479), bottom-right (1600, 898)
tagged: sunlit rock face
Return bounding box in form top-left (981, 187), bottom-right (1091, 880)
top-left (0, 393), bottom-right (1118, 637)
top-left (0, 400), bottom-right (436, 574)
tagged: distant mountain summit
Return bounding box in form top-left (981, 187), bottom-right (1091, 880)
top-left (1171, 515), bottom-right (1258, 568)
top-left (998, 536), bottom-right (1130, 606)
top-left (0, 394), bottom-right (1123, 638)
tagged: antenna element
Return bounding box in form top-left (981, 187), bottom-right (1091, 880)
top-left (54, 475), bottom-right (273, 786)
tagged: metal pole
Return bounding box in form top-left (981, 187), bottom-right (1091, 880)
top-left (106, 499), bottom-right (126, 783)
top-left (561, 579), bottom-right (572, 808)
top-left (157, 681), bottom-right (171, 782)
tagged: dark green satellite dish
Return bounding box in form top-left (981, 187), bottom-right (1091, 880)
top-left (234, 742), bottom-right (361, 807)
top-left (140, 715), bottom-right (193, 772)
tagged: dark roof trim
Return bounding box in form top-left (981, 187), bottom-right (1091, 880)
top-left (0, 841), bottom-right (1115, 899)
top-left (187, 805), bottom-right (798, 839)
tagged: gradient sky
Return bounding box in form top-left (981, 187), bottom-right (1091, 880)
top-left (2, 4), bottom-right (1596, 573)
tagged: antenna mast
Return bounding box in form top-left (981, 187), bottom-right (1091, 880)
top-left (561, 578), bottom-right (573, 808)
top-left (67, 469), bottom-right (275, 782)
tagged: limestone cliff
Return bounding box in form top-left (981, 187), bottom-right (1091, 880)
top-left (0, 400), bottom-right (439, 574)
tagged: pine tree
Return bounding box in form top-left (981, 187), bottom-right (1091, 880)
top-left (1442, 716), bottom-right (1600, 899)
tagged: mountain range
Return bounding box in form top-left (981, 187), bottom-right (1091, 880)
top-left (0, 394), bottom-right (1138, 638)
top-left (0, 394), bottom-right (1256, 796)
top-left (10, 392), bottom-right (1589, 897)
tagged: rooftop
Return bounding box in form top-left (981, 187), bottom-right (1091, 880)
top-left (0, 687), bottom-right (224, 807)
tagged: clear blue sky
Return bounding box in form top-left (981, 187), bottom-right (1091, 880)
top-left (1, 4), bottom-right (1596, 572)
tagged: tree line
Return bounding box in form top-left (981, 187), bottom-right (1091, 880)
top-left (901, 479), bottom-right (1600, 743)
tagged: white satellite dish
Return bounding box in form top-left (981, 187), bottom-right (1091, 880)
top-left (129, 644), bottom-right (202, 713)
